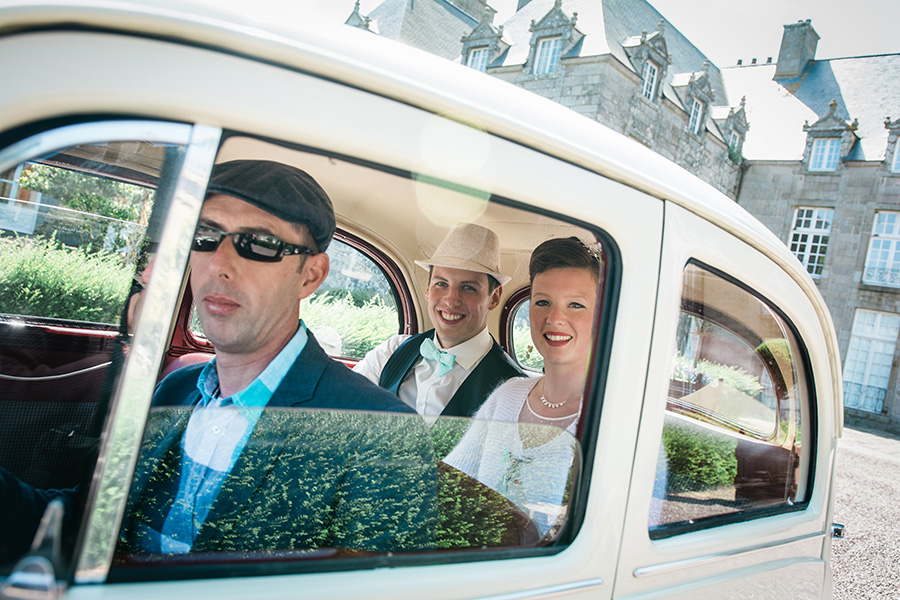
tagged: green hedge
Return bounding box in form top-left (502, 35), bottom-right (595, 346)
top-left (662, 422), bottom-right (738, 490)
top-left (0, 236), bottom-right (132, 324)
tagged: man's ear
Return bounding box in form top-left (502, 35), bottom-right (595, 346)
top-left (298, 252), bottom-right (329, 300)
top-left (487, 284), bottom-right (502, 310)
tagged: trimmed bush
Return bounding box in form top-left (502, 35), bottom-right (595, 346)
top-left (0, 236), bottom-right (132, 324)
top-left (662, 422), bottom-right (737, 490)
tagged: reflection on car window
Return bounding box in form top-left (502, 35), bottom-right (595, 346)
top-left (0, 132), bottom-right (187, 572)
top-left (111, 409), bottom-right (580, 565)
top-left (190, 238), bottom-right (400, 359)
top-left (651, 262), bottom-right (809, 535)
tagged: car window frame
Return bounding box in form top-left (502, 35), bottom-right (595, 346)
top-left (650, 259), bottom-right (818, 540)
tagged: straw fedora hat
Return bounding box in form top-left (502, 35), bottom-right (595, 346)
top-left (415, 223), bottom-right (512, 286)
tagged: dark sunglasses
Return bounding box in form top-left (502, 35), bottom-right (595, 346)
top-left (192, 225), bottom-right (315, 262)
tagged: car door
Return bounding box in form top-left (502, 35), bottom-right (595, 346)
top-left (611, 201), bottom-right (839, 598)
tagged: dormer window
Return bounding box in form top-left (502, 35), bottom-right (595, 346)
top-left (729, 130), bottom-right (740, 150)
top-left (893, 143), bottom-right (900, 173)
top-left (809, 137), bottom-right (841, 171)
top-left (641, 61), bottom-right (658, 100)
top-left (525, 1), bottom-right (582, 77)
top-left (466, 47), bottom-right (490, 72)
top-left (535, 36), bottom-right (562, 74)
top-left (688, 98), bottom-right (704, 134)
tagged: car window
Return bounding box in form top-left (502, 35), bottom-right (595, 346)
top-left (188, 237), bottom-right (402, 359)
top-left (650, 262), bottom-right (811, 535)
top-left (1, 125), bottom-right (612, 580)
top-left (108, 132), bottom-right (610, 578)
top-left (0, 123), bottom-right (191, 572)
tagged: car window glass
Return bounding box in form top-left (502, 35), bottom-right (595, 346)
top-left (107, 134), bottom-right (609, 578)
top-left (650, 262), bottom-right (810, 535)
top-left (111, 409), bottom-right (580, 565)
top-left (0, 132), bottom-right (187, 571)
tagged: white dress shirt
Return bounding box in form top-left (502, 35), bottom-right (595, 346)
top-left (353, 327), bottom-right (493, 417)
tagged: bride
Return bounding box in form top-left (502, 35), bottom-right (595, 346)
top-left (442, 237), bottom-right (601, 538)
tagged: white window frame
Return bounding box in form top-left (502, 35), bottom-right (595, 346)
top-left (640, 61), bottom-right (658, 100)
top-left (862, 210), bottom-right (900, 287)
top-left (843, 308), bottom-right (900, 413)
top-left (729, 130), bottom-right (740, 150)
top-left (892, 142), bottom-right (900, 173)
top-left (789, 207), bottom-right (833, 278)
top-left (809, 137), bottom-right (841, 172)
top-left (534, 36), bottom-right (562, 75)
top-left (688, 98), bottom-right (703, 134)
top-left (466, 46), bottom-right (490, 72)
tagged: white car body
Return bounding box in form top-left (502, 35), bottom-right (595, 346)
top-left (0, 2), bottom-right (840, 599)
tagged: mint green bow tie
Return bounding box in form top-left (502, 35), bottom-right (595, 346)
top-left (419, 337), bottom-right (456, 377)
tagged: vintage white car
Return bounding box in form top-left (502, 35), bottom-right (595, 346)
top-left (0, 1), bottom-right (841, 599)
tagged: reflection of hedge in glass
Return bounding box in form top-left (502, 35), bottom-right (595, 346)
top-left (662, 422), bottom-right (737, 490)
top-left (300, 290), bottom-right (398, 358)
top-left (122, 408), bottom-right (437, 554)
top-left (0, 236), bottom-right (131, 323)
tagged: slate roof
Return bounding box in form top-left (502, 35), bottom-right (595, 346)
top-left (367, 0), bottom-right (479, 60)
top-left (721, 54), bottom-right (900, 161)
top-left (494, 0), bottom-right (729, 106)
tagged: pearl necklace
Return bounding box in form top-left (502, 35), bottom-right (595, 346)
top-left (526, 380), bottom-right (581, 421)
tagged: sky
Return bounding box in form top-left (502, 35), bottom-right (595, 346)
top-left (224, 0), bottom-right (900, 68)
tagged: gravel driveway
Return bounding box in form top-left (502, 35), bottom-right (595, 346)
top-left (832, 426), bottom-right (900, 599)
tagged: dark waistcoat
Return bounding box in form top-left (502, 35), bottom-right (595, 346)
top-left (378, 330), bottom-right (524, 418)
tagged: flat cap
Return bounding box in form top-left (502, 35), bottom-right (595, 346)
top-left (206, 160), bottom-right (335, 251)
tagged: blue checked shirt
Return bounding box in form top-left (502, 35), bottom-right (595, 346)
top-left (151, 323), bottom-right (308, 553)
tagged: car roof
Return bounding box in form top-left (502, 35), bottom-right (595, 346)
top-left (0, 0), bottom-right (815, 290)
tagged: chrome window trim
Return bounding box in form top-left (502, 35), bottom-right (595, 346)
top-left (0, 120), bottom-right (192, 173)
top-left (633, 531), bottom-right (825, 578)
top-left (69, 122), bottom-right (222, 583)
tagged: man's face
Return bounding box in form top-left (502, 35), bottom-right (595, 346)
top-left (425, 266), bottom-right (501, 348)
top-left (190, 194), bottom-right (328, 358)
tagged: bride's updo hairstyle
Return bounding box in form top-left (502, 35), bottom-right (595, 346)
top-left (528, 237), bottom-right (602, 286)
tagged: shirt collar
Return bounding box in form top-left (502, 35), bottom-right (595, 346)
top-left (195, 321), bottom-right (309, 408)
top-left (435, 326), bottom-right (492, 371)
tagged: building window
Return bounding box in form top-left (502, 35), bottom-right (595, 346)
top-left (863, 211), bottom-right (900, 287)
top-left (893, 143), bottom-right (900, 173)
top-left (466, 47), bottom-right (490, 72)
top-left (640, 61), bottom-right (658, 100)
top-left (688, 98), bottom-right (703, 134)
top-left (843, 309), bottom-right (900, 413)
top-left (729, 130), bottom-right (740, 150)
top-left (534, 36), bottom-right (562, 75)
top-left (789, 207), bottom-right (833, 278)
top-left (809, 137), bottom-right (841, 171)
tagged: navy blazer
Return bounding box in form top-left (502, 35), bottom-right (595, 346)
top-left (119, 333), bottom-right (437, 555)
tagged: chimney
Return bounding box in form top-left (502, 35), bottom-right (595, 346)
top-left (775, 19), bottom-right (819, 78)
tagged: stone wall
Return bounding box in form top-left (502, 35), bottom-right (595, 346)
top-left (738, 159), bottom-right (900, 434)
top-left (490, 55), bottom-right (742, 199)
